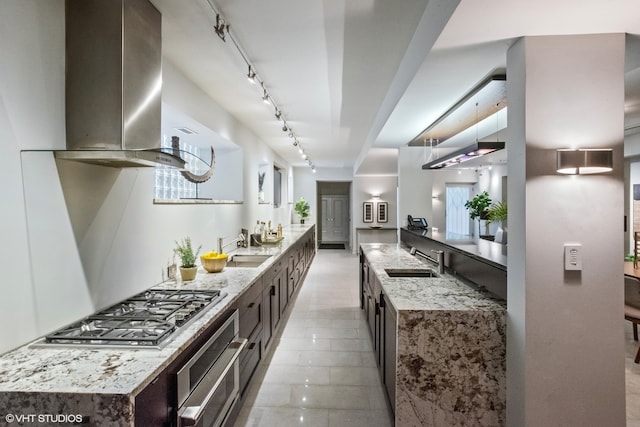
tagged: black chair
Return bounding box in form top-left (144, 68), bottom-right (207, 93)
top-left (625, 276), bottom-right (640, 363)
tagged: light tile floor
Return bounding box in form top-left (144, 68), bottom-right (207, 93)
top-left (233, 248), bottom-right (640, 427)
top-left (234, 249), bottom-right (393, 427)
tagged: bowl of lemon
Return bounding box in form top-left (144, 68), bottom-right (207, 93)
top-left (200, 251), bottom-right (228, 273)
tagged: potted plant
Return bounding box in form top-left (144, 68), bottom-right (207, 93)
top-left (294, 197), bottom-right (310, 224)
top-left (464, 191), bottom-right (492, 236)
top-left (174, 237), bottom-right (201, 282)
top-left (487, 200), bottom-right (508, 243)
top-left (487, 201), bottom-right (508, 226)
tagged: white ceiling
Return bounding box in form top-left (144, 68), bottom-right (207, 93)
top-left (150, 0), bottom-right (640, 174)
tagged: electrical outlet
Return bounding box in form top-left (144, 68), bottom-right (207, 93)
top-left (167, 263), bottom-right (177, 280)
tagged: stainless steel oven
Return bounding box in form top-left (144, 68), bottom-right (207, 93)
top-left (176, 310), bottom-right (247, 427)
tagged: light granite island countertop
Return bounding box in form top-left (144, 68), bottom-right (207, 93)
top-left (0, 225), bottom-right (314, 426)
top-left (360, 243), bottom-right (506, 427)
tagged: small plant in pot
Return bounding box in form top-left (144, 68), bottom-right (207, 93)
top-left (294, 197), bottom-right (310, 224)
top-left (174, 237), bottom-right (201, 282)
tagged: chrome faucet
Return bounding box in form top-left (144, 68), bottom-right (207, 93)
top-left (217, 233), bottom-right (246, 254)
top-left (431, 250), bottom-right (445, 274)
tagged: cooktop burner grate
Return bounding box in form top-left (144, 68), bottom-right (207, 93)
top-left (43, 289), bottom-right (225, 347)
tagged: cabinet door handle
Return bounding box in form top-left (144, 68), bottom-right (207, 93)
top-left (248, 302), bottom-right (255, 308)
top-left (248, 342), bottom-right (256, 350)
top-left (375, 303), bottom-right (380, 315)
top-left (271, 286), bottom-right (276, 296)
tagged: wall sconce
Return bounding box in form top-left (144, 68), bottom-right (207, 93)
top-left (556, 149), bottom-right (613, 175)
top-left (432, 194), bottom-right (439, 200)
top-left (371, 194), bottom-right (381, 200)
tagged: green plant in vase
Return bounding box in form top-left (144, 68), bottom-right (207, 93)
top-left (294, 197), bottom-right (310, 224)
top-left (464, 191), bottom-right (492, 236)
top-left (174, 237), bottom-right (201, 281)
top-left (487, 201), bottom-right (508, 226)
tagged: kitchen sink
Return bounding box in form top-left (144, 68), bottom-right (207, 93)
top-left (384, 268), bottom-right (438, 278)
top-left (226, 254), bottom-right (272, 268)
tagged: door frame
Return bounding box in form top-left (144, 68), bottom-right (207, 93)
top-left (316, 181), bottom-right (352, 248)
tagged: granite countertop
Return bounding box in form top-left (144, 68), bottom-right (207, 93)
top-left (0, 224), bottom-right (313, 398)
top-left (360, 243), bottom-right (505, 313)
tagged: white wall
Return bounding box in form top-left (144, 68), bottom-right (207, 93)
top-left (0, 1), bottom-right (292, 354)
top-left (0, 0), bottom-right (66, 353)
top-left (506, 34), bottom-right (626, 426)
top-left (293, 166), bottom-right (354, 225)
top-left (295, 166), bottom-right (400, 250)
top-left (353, 175), bottom-right (398, 229)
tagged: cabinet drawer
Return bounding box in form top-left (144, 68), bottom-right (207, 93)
top-left (288, 252), bottom-right (295, 273)
top-left (239, 281), bottom-right (262, 339)
top-left (263, 261), bottom-right (283, 285)
top-left (239, 325), bottom-right (263, 396)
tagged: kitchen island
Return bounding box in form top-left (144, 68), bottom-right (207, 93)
top-left (0, 224), bottom-right (315, 426)
top-left (360, 243), bottom-right (506, 426)
top-left (401, 227), bottom-right (507, 300)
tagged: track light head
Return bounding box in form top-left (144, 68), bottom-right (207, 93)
top-left (288, 131), bottom-right (294, 138)
top-left (214, 14), bottom-right (228, 41)
top-left (247, 65), bottom-right (256, 84)
top-left (275, 109), bottom-right (281, 119)
top-left (293, 140), bottom-right (298, 147)
top-left (282, 125), bottom-right (288, 132)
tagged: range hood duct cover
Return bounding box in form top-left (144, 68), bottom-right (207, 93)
top-left (57, 0), bottom-right (184, 169)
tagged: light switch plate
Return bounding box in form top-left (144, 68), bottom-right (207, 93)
top-left (564, 244), bottom-right (582, 271)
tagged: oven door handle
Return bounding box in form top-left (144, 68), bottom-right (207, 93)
top-left (179, 338), bottom-right (248, 427)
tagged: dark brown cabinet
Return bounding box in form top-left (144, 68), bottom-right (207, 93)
top-left (238, 278), bottom-right (263, 396)
top-left (134, 374), bottom-right (169, 426)
top-left (262, 257), bottom-right (287, 353)
top-left (262, 281), bottom-right (277, 352)
top-left (277, 267), bottom-right (288, 318)
top-left (133, 228), bottom-right (316, 427)
top-left (381, 292), bottom-right (396, 415)
top-left (360, 253), bottom-right (397, 417)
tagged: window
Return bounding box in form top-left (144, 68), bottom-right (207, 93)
top-left (445, 184), bottom-right (473, 239)
top-left (154, 139), bottom-right (202, 200)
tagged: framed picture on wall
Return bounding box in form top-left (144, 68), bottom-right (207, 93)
top-left (363, 202), bottom-right (374, 223)
top-left (377, 201), bottom-right (388, 223)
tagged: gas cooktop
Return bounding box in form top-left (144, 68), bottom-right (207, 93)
top-left (41, 289), bottom-right (226, 348)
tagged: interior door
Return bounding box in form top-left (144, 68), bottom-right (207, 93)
top-left (321, 195), bottom-right (348, 243)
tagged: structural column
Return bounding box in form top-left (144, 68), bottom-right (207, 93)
top-left (506, 34), bottom-right (626, 426)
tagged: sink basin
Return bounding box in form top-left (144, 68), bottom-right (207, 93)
top-left (384, 268), bottom-right (438, 278)
top-left (226, 254), bottom-right (272, 268)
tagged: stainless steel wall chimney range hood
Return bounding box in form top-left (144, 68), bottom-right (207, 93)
top-left (55, 0), bottom-right (185, 169)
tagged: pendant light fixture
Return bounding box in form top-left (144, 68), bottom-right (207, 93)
top-left (422, 98), bottom-right (505, 170)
